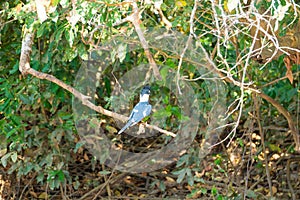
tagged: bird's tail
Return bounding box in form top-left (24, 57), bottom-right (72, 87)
top-left (118, 121), bottom-right (132, 134)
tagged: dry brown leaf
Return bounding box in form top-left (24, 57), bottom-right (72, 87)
top-left (29, 190), bottom-right (38, 198)
top-left (114, 190), bottom-right (121, 196)
top-left (289, 53), bottom-right (300, 65)
top-left (165, 176), bottom-right (175, 183)
top-left (83, 152), bottom-right (89, 161)
top-left (272, 186), bottom-right (278, 194)
top-left (38, 192), bottom-right (48, 199)
top-left (139, 194), bottom-right (147, 198)
top-left (284, 56), bottom-right (293, 84)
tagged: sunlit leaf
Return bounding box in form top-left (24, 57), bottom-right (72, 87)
top-left (227, 0), bottom-right (239, 12)
top-left (1, 152), bottom-right (11, 167)
top-left (35, 0), bottom-right (48, 23)
top-left (51, 0), bottom-right (60, 7)
top-left (175, 0), bottom-right (187, 7)
top-left (11, 151), bottom-right (17, 163)
top-left (117, 43), bottom-right (127, 63)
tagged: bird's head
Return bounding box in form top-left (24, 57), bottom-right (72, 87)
top-left (140, 85), bottom-right (151, 102)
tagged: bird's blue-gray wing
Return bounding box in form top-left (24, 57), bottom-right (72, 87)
top-left (118, 103), bottom-right (151, 134)
top-left (130, 103), bottom-right (151, 124)
top-left (128, 103), bottom-right (140, 120)
top-left (143, 104), bottom-right (152, 118)
top-left (118, 103), bottom-right (140, 134)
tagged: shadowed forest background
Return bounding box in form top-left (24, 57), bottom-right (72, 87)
top-left (0, 0), bottom-right (299, 199)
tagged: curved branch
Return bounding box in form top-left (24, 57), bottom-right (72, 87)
top-left (258, 92), bottom-right (299, 151)
top-left (19, 28), bottom-right (175, 138)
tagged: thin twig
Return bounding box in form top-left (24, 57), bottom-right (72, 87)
top-left (262, 71), bottom-right (300, 87)
top-left (78, 173), bottom-right (127, 200)
top-left (253, 94), bottom-right (273, 197)
top-left (286, 157), bottom-right (300, 200)
top-left (153, 0), bottom-right (172, 29)
top-left (259, 92), bottom-right (300, 151)
top-left (19, 172), bottom-right (37, 200)
top-left (92, 152), bottom-right (122, 200)
top-left (205, 2), bottom-right (300, 151)
top-left (176, 0), bottom-right (198, 95)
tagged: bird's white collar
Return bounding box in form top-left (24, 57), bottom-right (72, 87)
top-left (140, 94), bottom-right (150, 102)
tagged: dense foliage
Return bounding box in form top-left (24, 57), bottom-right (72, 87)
top-left (0, 0), bottom-right (299, 199)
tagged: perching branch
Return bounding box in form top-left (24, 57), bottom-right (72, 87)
top-left (19, 28), bottom-right (175, 138)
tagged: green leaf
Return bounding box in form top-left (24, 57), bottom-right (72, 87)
top-left (268, 143), bottom-right (281, 152)
top-left (51, 0), bottom-right (60, 7)
top-left (162, 95), bottom-right (169, 104)
top-left (216, 195), bottom-right (224, 200)
top-left (159, 181), bottom-right (166, 191)
top-left (153, 108), bottom-right (172, 119)
top-left (57, 170), bottom-right (65, 181)
top-left (176, 154), bottom-right (189, 167)
top-left (237, 138), bottom-right (244, 147)
top-left (211, 186), bottom-right (218, 195)
top-left (24, 162), bottom-right (34, 175)
top-left (214, 156), bottom-right (222, 165)
top-left (246, 190), bottom-right (257, 198)
top-left (9, 62), bottom-right (19, 74)
top-left (19, 94), bottom-right (31, 104)
top-left (187, 174), bottom-right (194, 186)
top-left (77, 43), bottom-right (88, 60)
top-left (160, 66), bottom-right (171, 82)
top-left (8, 162), bottom-right (18, 174)
top-left (37, 173), bottom-right (44, 183)
top-left (176, 169), bottom-right (186, 183)
top-left (37, 22), bottom-right (48, 38)
top-left (1, 152), bottom-right (11, 167)
top-left (170, 106), bottom-right (181, 117)
top-left (49, 179), bottom-right (57, 190)
top-left (63, 46), bottom-right (78, 61)
top-left (57, 111), bottom-right (72, 120)
top-left (186, 168), bottom-right (194, 186)
top-left (74, 141), bottom-right (85, 153)
top-left (65, 28), bottom-right (75, 47)
top-left (172, 168), bottom-right (186, 183)
top-left (55, 25), bottom-right (65, 41)
top-left (6, 127), bottom-right (19, 138)
top-left (5, 87), bottom-right (13, 99)
top-left (194, 177), bottom-right (205, 183)
top-left (11, 151), bottom-right (17, 163)
top-left (99, 170), bottom-right (111, 175)
top-left (201, 188), bottom-right (207, 194)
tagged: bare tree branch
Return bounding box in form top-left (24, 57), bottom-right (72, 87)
top-left (176, 0), bottom-right (198, 95)
top-left (153, 0), bottom-right (172, 29)
top-left (113, 1), bottom-right (162, 80)
top-left (204, 0), bottom-right (300, 151)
